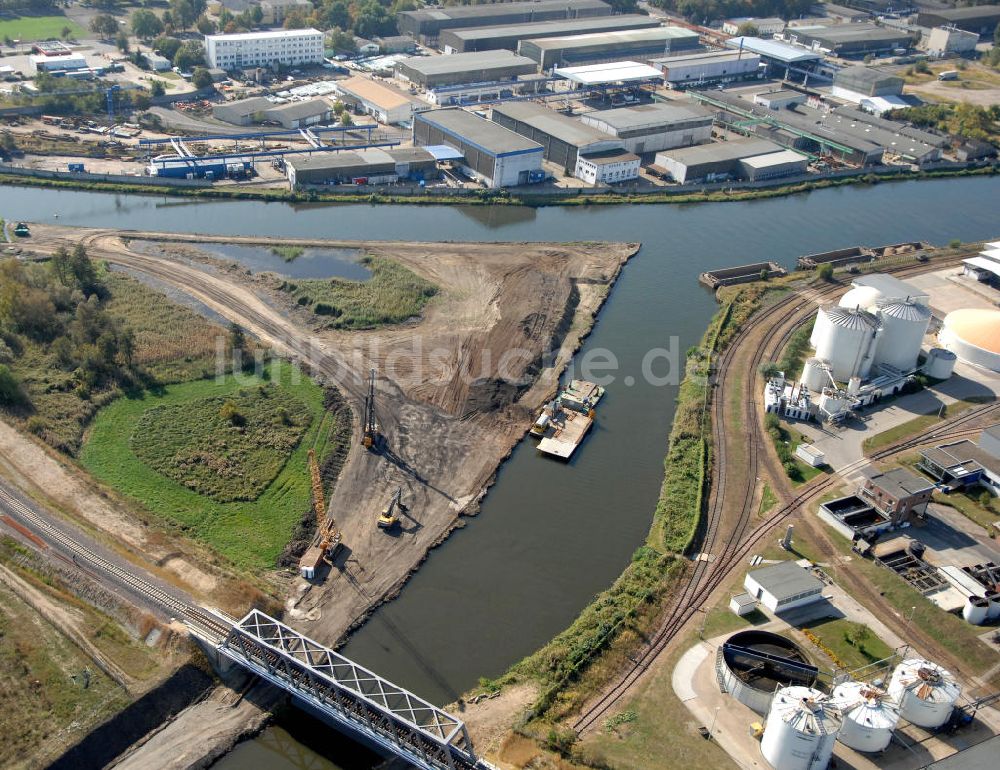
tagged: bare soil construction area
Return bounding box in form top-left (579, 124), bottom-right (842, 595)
top-left (21, 225), bottom-right (637, 652)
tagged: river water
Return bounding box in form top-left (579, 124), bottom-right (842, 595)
top-left (2, 179), bottom-right (998, 768)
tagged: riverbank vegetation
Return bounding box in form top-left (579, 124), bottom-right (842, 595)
top-left (477, 281), bottom-right (777, 764)
top-left (1, 163), bottom-right (995, 209)
top-left (79, 361), bottom-right (340, 570)
top-left (278, 255), bottom-right (438, 329)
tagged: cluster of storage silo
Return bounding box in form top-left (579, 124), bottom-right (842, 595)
top-left (806, 276), bottom-right (934, 385)
top-left (759, 658), bottom-right (961, 770)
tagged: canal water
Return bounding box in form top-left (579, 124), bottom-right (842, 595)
top-left (2, 178), bottom-right (998, 768)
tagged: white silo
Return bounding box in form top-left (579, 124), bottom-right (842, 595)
top-left (838, 284), bottom-right (883, 313)
top-left (802, 358), bottom-right (831, 392)
top-left (873, 299), bottom-right (932, 372)
top-left (810, 305), bottom-right (880, 383)
top-left (923, 348), bottom-right (957, 380)
top-left (831, 682), bottom-right (900, 753)
top-left (761, 686), bottom-right (841, 770)
top-left (987, 593), bottom-right (1000, 621)
top-left (887, 659), bottom-right (960, 729)
top-left (963, 595), bottom-right (990, 625)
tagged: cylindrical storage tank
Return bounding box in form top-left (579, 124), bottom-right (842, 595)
top-left (762, 686), bottom-right (841, 770)
top-left (962, 595), bottom-right (990, 625)
top-left (831, 682), bottom-right (899, 753)
top-left (802, 358), bottom-right (829, 392)
top-left (887, 659), bottom-right (960, 728)
top-left (987, 592), bottom-right (1000, 621)
top-left (873, 299), bottom-right (932, 372)
top-left (811, 305), bottom-right (880, 383)
top-left (839, 285), bottom-right (883, 312)
top-left (923, 348), bottom-right (957, 380)
top-left (939, 309), bottom-right (1000, 372)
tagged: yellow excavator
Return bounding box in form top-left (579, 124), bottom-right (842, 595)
top-left (297, 448), bottom-right (342, 579)
top-left (362, 368), bottom-right (380, 450)
top-left (377, 487), bottom-right (403, 530)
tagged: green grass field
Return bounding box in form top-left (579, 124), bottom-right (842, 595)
top-left (80, 362), bottom-right (337, 570)
top-left (0, 15), bottom-right (86, 43)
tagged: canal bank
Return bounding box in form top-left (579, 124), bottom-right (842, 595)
top-left (1, 179), bottom-right (999, 768)
top-left (0, 161), bottom-right (996, 208)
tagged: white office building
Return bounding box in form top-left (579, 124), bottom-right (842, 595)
top-left (205, 28), bottom-right (324, 71)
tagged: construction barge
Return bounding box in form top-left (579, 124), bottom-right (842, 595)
top-left (796, 241), bottom-right (930, 270)
top-left (531, 380), bottom-right (603, 460)
top-left (699, 261), bottom-right (787, 289)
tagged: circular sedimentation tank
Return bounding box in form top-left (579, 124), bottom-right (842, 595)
top-left (831, 681), bottom-right (900, 752)
top-left (717, 630), bottom-right (815, 715)
top-left (762, 686), bottom-right (841, 770)
top-left (887, 659), bottom-right (960, 729)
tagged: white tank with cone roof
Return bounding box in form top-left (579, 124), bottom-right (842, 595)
top-left (810, 305), bottom-right (880, 383)
top-left (887, 659), bottom-right (960, 728)
top-left (873, 298), bottom-right (931, 373)
top-left (831, 681), bottom-right (899, 752)
top-left (761, 686), bottom-right (841, 770)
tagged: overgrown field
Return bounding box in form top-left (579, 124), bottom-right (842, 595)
top-left (131, 383), bottom-right (310, 502)
top-left (277, 255), bottom-right (438, 329)
top-left (80, 362), bottom-right (338, 570)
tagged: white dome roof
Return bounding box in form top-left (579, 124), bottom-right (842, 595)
top-left (839, 285), bottom-right (883, 312)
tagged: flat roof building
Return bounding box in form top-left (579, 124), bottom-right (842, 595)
top-left (832, 65), bottom-right (904, 102)
top-left (739, 149), bottom-right (809, 181)
top-left (555, 60), bottom-right (664, 86)
top-left (788, 24), bottom-right (915, 56)
top-left (744, 561), bottom-right (825, 614)
top-left (395, 50), bottom-right (538, 88)
top-left (860, 465), bottom-right (934, 523)
top-left (654, 138), bottom-right (783, 184)
top-left (205, 28), bottom-right (324, 70)
top-left (413, 108), bottom-right (544, 187)
top-left (286, 147), bottom-right (437, 188)
top-left (580, 102), bottom-right (713, 154)
top-left (917, 5), bottom-right (1000, 37)
top-left (439, 14), bottom-right (657, 54)
top-left (721, 17), bottom-right (786, 36)
top-left (655, 49), bottom-right (762, 88)
top-left (725, 36), bottom-right (823, 65)
top-left (264, 99), bottom-right (334, 129)
top-left (519, 26), bottom-right (700, 70)
top-left (754, 89), bottom-right (807, 110)
top-left (491, 101), bottom-right (622, 171)
top-left (573, 148), bottom-right (641, 185)
top-left (398, 0), bottom-right (612, 40)
top-left (335, 76), bottom-right (427, 125)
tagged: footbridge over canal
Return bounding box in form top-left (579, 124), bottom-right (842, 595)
top-left (187, 608), bottom-right (494, 770)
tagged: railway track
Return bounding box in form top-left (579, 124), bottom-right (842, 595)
top-left (572, 252), bottom-right (981, 733)
top-left (0, 483), bottom-right (232, 640)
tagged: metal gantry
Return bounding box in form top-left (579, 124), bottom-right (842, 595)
top-left (217, 609), bottom-right (487, 770)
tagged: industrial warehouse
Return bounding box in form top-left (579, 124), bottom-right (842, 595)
top-left (396, 0), bottom-right (612, 42)
top-left (490, 101), bottom-right (627, 177)
top-left (413, 108), bottom-right (544, 187)
top-left (439, 14), bottom-right (658, 54)
top-left (579, 102), bottom-right (714, 154)
top-left (519, 26), bottom-right (701, 69)
top-left (285, 147), bottom-right (437, 188)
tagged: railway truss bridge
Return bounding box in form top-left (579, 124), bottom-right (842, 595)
top-left (188, 609), bottom-right (494, 770)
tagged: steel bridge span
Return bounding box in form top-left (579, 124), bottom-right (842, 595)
top-left (188, 609), bottom-right (494, 770)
